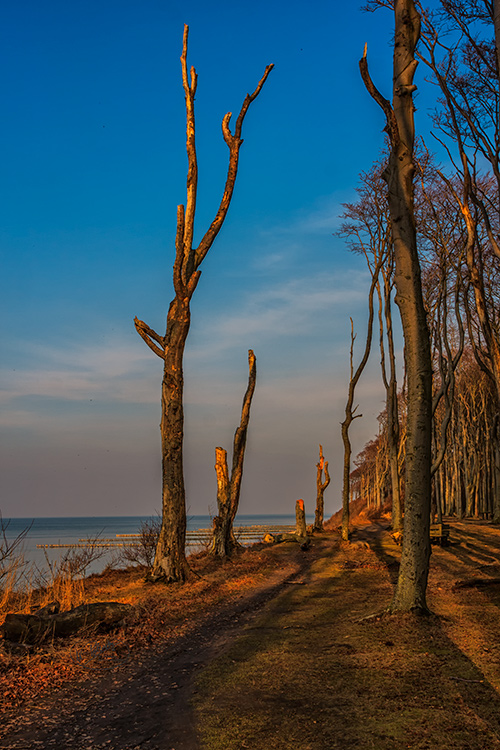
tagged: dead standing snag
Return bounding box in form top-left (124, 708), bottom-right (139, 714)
top-left (265, 500), bottom-right (311, 550)
top-left (135, 26), bottom-right (273, 582)
top-left (210, 350), bottom-right (257, 558)
top-left (313, 445), bottom-right (330, 532)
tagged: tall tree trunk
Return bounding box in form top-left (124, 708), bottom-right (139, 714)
top-left (361, 0), bottom-right (432, 612)
top-left (384, 282), bottom-right (402, 531)
top-left (296, 499), bottom-right (307, 538)
top-left (152, 297), bottom-right (192, 581)
top-left (493, 0), bottom-right (500, 87)
top-left (135, 27), bottom-right (272, 582)
top-left (493, 417), bottom-right (500, 523)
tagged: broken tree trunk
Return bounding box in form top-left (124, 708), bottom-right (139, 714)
top-left (210, 350), bottom-right (257, 558)
top-left (314, 445), bottom-right (330, 532)
top-left (341, 280), bottom-right (381, 541)
top-left (2, 601), bottom-right (132, 644)
top-left (296, 498), bottom-right (307, 537)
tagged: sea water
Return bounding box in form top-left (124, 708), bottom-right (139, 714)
top-left (2, 514), bottom-right (314, 583)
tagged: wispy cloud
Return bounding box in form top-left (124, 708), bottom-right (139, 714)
top-left (188, 268), bottom-right (370, 360)
top-left (0, 341), bottom-right (159, 413)
top-left (257, 191), bottom-right (356, 240)
top-left (0, 265), bottom-right (375, 437)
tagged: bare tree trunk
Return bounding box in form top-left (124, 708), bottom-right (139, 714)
top-left (135, 27), bottom-right (272, 582)
top-left (493, 416), bottom-right (500, 523)
top-left (296, 499), bottom-right (307, 537)
top-left (314, 445), bottom-right (331, 532)
top-left (211, 350), bottom-right (257, 557)
top-left (341, 268), bottom-right (381, 541)
top-left (361, 0), bottom-right (433, 612)
top-left (384, 278), bottom-right (402, 531)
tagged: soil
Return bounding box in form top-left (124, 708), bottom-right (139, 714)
top-left (0, 549), bottom-right (312, 750)
top-left (3, 519), bottom-right (500, 749)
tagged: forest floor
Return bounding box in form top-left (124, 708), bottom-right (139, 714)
top-left (3, 518), bottom-right (500, 748)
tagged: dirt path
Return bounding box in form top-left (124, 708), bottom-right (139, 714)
top-left (0, 550), bottom-right (316, 750)
top-left (192, 521), bottom-right (500, 749)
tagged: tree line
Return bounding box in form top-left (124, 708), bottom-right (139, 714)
top-left (342, 0), bottom-right (500, 611)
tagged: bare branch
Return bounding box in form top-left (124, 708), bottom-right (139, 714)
top-left (195, 64), bottom-right (274, 268)
top-left (134, 317), bottom-right (166, 359)
top-left (359, 47), bottom-right (399, 146)
top-left (181, 25), bottom-right (198, 275)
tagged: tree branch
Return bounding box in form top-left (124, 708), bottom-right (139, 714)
top-left (181, 25), bottom-right (198, 279)
top-left (359, 45), bottom-right (399, 145)
top-left (195, 64), bottom-right (273, 268)
top-left (134, 317), bottom-right (166, 359)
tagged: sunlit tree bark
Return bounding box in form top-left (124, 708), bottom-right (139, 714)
top-left (314, 445), bottom-right (331, 532)
top-left (135, 27), bottom-right (272, 582)
top-left (211, 350), bottom-right (257, 558)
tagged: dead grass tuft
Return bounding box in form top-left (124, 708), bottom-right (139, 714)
top-left (0, 542), bottom-right (299, 713)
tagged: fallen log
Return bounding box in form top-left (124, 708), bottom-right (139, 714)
top-left (264, 532), bottom-right (311, 551)
top-left (2, 601), bottom-right (132, 644)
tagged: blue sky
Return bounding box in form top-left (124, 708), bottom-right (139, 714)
top-left (0, 0), bottom-right (433, 518)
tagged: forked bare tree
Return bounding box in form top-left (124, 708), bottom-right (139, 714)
top-left (341, 289), bottom-right (380, 541)
top-left (361, 0), bottom-right (433, 612)
top-left (210, 350), bottom-right (257, 558)
top-left (135, 27), bottom-right (272, 582)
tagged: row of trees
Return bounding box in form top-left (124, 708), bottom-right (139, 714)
top-left (351, 352), bottom-right (499, 522)
top-left (343, 0), bottom-right (500, 610)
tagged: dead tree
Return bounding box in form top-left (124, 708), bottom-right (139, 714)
top-left (264, 500), bottom-right (311, 550)
top-left (296, 498), bottom-right (307, 537)
top-left (341, 266), bottom-right (382, 541)
top-left (134, 26), bottom-right (272, 582)
top-left (210, 350), bottom-right (257, 558)
top-left (339, 159), bottom-right (401, 531)
top-left (361, 0), bottom-right (433, 613)
top-left (313, 445), bottom-right (331, 532)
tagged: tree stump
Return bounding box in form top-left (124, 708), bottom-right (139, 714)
top-left (264, 501), bottom-right (311, 550)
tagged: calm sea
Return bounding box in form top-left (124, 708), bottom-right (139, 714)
top-left (2, 514), bottom-right (313, 582)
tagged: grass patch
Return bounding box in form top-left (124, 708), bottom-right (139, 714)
top-left (194, 525), bottom-right (500, 749)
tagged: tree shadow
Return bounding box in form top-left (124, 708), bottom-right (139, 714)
top-left (351, 522), bottom-right (401, 585)
top-left (193, 537), bottom-right (500, 748)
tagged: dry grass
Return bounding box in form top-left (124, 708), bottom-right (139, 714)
top-left (0, 543), bottom-right (300, 713)
top-left (4, 518), bottom-right (500, 749)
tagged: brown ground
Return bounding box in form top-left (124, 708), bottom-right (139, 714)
top-left (2, 519), bottom-right (500, 749)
